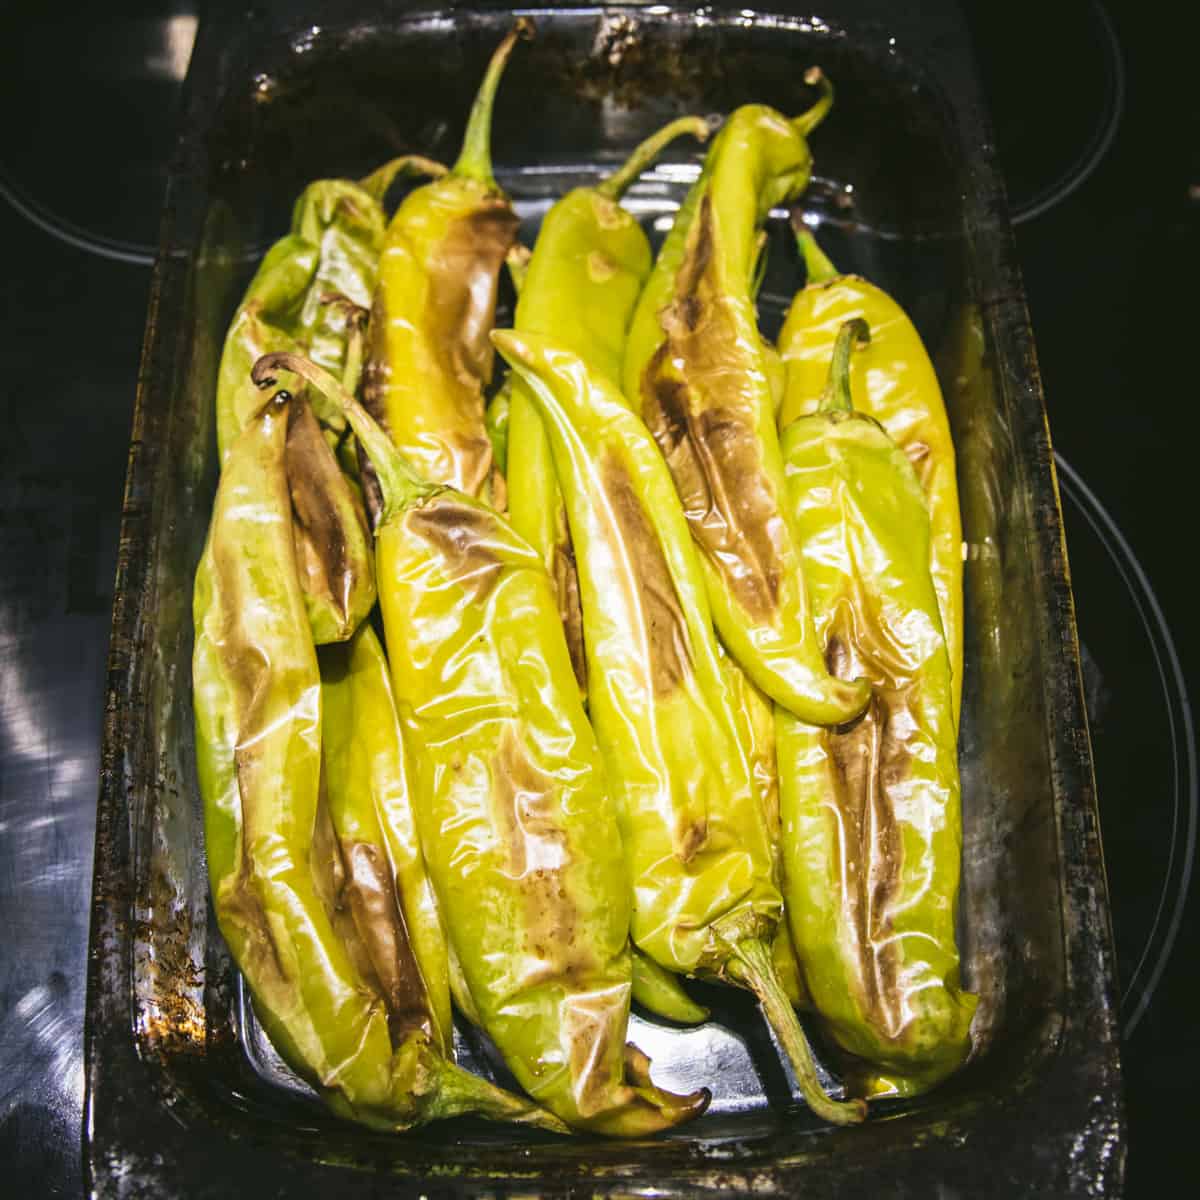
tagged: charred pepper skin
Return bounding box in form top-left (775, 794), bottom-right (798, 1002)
top-left (362, 20), bottom-right (532, 507)
top-left (495, 329), bottom-right (866, 1126)
top-left (778, 228), bottom-right (965, 726)
top-left (193, 390), bottom-right (565, 1133)
top-left (505, 115), bottom-right (712, 1026)
top-left (622, 74), bottom-right (870, 728)
top-left (778, 320), bottom-right (977, 1098)
top-left (318, 623), bottom-right (453, 1057)
top-left (253, 350), bottom-right (709, 1137)
top-left (214, 158), bottom-right (443, 645)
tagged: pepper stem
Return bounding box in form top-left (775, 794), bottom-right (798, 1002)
top-left (793, 220), bottom-right (841, 285)
top-left (793, 67), bottom-right (834, 136)
top-left (728, 938), bottom-right (867, 1126)
top-left (818, 318), bottom-right (870, 414)
top-left (429, 1057), bottom-right (570, 1133)
top-left (595, 116), bottom-right (711, 200)
top-left (452, 17), bottom-right (535, 187)
top-left (251, 352), bottom-right (436, 523)
top-left (358, 155), bottom-right (448, 205)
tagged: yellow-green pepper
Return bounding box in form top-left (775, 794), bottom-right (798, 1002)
top-left (494, 329), bottom-right (866, 1126)
top-left (193, 388), bottom-right (564, 1132)
top-left (622, 74), bottom-right (869, 728)
top-left (777, 319), bottom-right (977, 1098)
top-left (363, 20), bottom-right (531, 507)
top-left (778, 226), bottom-right (964, 726)
top-left (252, 350), bottom-right (709, 1136)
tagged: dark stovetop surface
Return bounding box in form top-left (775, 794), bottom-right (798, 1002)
top-left (0, 1), bottom-right (1194, 1194)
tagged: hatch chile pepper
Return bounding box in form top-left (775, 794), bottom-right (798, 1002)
top-left (494, 329), bottom-right (866, 1126)
top-left (505, 114), bottom-right (709, 699)
top-left (778, 225), bottom-right (964, 726)
top-left (318, 623), bottom-right (452, 1056)
top-left (192, 389), bottom-right (565, 1132)
top-left (362, 20), bottom-right (532, 508)
top-left (777, 319), bottom-right (976, 1097)
top-left (621, 73), bottom-right (869, 728)
top-left (214, 156), bottom-right (444, 644)
top-left (253, 350), bottom-right (709, 1136)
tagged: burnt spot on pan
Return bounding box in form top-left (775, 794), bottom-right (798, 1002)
top-left (641, 196), bottom-right (788, 625)
top-left (406, 496), bottom-right (505, 601)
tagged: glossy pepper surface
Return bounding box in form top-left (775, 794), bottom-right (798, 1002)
top-left (777, 319), bottom-right (976, 1097)
top-left (621, 75), bottom-right (869, 727)
top-left (213, 159), bottom-right (443, 644)
top-left (318, 623), bottom-right (452, 1055)
top-left (778, 227), bottom-right (964, 725)
top-left (362, 21), bottom-right (531, 506)
top-left (494, 330), bottom-right (866, 1126)
top-left (253, 351), bottom-right (709, 1137)
top-left (192, 390), bottom-right (564, 1132)
top-left (506, 115), bottom-right (708, 696)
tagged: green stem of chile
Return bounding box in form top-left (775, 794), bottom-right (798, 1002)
top-left (793, 67), bottom-right (834, 135)
top-left (595, 115), bottom-right (711, 200)
top-left (452, 17), bottom-right (535, 187)
top-left (819, 317), bottom-right (870, 414)
top-left (357, 155), bottom-right (448, 206)
top-left (794, 220), bottom-right (840, 285)
top-left (728, 938), bottom-right (868, 1126)
top-left (252, 352), bottom-right (435, 523)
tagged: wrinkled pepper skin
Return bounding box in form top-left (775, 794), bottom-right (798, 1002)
top-left (363, 21), bottom-right (531, 506)
top-left (193, 391), bottom-right (563, 1133)
top-left (777, 320), bottom-right (976, 1097)
top-left (318, 623), bottom-right (453, 1056)
top-left (214, 161), bottom-right (443, 644)
top-left (622, 77), bottom-right (869, 728)
top-left (253, 351), bottom-right (708, 1137)
top-left (495, 330), bottom-right (865, 1126)
top-left (506, 116), bottom-right (708, 697)
top-left (778, 228), bottom-right (964, 726)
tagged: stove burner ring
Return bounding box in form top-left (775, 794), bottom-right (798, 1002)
top-left (1056, 452), bottom-right (1196, 1038)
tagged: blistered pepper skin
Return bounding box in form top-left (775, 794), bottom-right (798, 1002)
top-left (363, 22), bottom-right (531, 507)
top-left (778, 230), bottom-right (964, 725)
top-left (778, 321), bottom-right (976, 1097)
top-left (495, 330), bottom-right (866, 1126)
top-left (622, 81), bottom-right (869, 728)
top-left (319, 623), bottom-right (453, 1056)
top-left (252, 350), bottom-right (709, 1137)
top-left (213, 162), bottom-right (443, 645)
top-left (194, 392), bottom-right (562, 1132)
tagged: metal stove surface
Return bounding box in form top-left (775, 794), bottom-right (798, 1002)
top-left (0, 1), bottom-right (1194, 1195)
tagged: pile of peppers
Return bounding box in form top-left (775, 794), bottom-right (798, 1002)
top-left (193, 20), bottom-right (977, 1138)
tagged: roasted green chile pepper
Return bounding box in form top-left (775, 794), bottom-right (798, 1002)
top-left (777, 319), bottom-right (976, 1097)
top-left (214, 158), bottom-right (442, 644)
top-left (778, 227), bottom-right (964, 725)
top-left (506, 115), bottom-right (709, 695)
top-left (318, 623), bottom-right (452, 1056)
top-left (622, 74), bottom-right (869, 727)
top-left (253, 350), bottom-right (708, 1137)
top-left (363, 21), bottom-right (531, 506)
top-left (192, 389), bottom-right (564, 1132)
top-left (495, 329), bottom-right (866, 1126)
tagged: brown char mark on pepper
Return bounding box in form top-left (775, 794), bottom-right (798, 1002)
top-left (285, 396), bottom-right (357, 622)
top-left (553, 527), bottom-right (589, 693)
top-left (406, 495), bottom-right (504, 601)
top-left (426, 201), bottom-right (519, 497)
top-left (359, 292), bottom-right (392, 525)
top-left (310, 767), bottom-right (436, 1045)
top-left (642, 195), bottom-right (788, 624)
top-left (600, 452), bottom-right (693, 698)
top-left (490, 724), bottom-right (593, 989)
top-left (822, 610), bottom-right (914, 1042)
